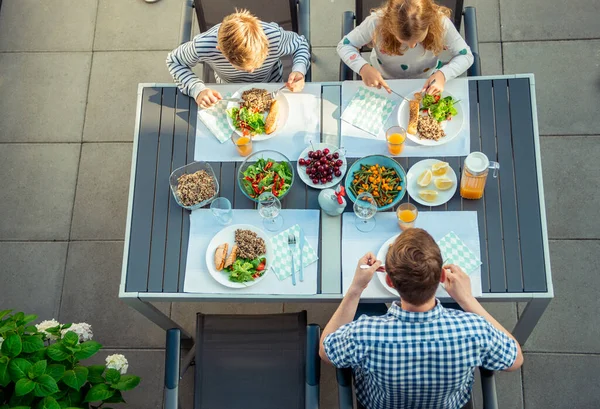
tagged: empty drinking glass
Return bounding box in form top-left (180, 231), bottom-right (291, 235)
top-left (353, 192), bottom-right (377, 232)
top-left (210, 197), bottom-right (233, 225)
top-left (258, 192), bottom-right (283, 232)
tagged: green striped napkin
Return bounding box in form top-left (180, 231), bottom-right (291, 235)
top-left (341, 86), bottom-right (397, 136)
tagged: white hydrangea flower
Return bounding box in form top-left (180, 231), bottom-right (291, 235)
top-left (105, 354), bottom-right (129, 375)
top-left (61, 323), bottom-right (93, 342)
top-left (36, 319), bottom-right (61, 340)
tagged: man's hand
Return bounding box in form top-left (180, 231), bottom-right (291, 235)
top-left (359, 64), bottom-right (391, 93)
top-left (286, 71), bottom-right (305, 92)
top-left (196, 88), bottom-right (222, 109)
top-left (443, 264), bottom-right (475, 307)
top-left (421, 71), bottom-right (446, 95)
top-left (350, 252), bottom-right (381, 292)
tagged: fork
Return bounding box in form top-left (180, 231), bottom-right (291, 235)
top-left (270, 85), bottom-right (287, 100)
top-left (287, 234), bottom-right (297, 286)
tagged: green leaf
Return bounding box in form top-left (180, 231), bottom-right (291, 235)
top-left (27, 349), bottom-right (47, 363)
top-left (104, 368), bottom-right (120, 384)
top-left (13, 312), bottom-right (25, 322)
top-left (25, 325), bottom-right (38, 333)
top-left (46, 344), bottom-right (70, 362)
top-left (61, 332), bottom-right (79, 348)
top-left (28, 360), bottom-right (47, 379)
top-left (15, 378), bottom-right (36, 396)
top-left (61, 324), bottom-right (72, 330)
top-left (62, 366), bottom-right (88, 391)
top-left (61, 388), bottom-right (83, 407)
top-left (63, 344), bottom-right (81, 354)
top-left (22, 335), bottom-right (45, 353)
top-left (86, 365), bottom-right (105, 384)
top-left (8, 358), bottom-right (32, 381)
top-left (1, 333), bottom-right (22, 357)
top-left (9, 407), bottom-right (31, 409)
top-left (0, 364), bottom-right (10, 387)
top-left (102, 390), bottom-right (125, 404)
top-left (0, 321), bottom-right (17, 334)
top-left (9, 389), bottom-right (34, 406)
top-left (83, 384), bottom-right (114, 403)
top-left (45, 364), bottom-right (66, 382)
top-left (18, 315), bottom-right (38, 326)
top-left (0, 309), bottom-right (12, 320)
top-left (33, 374), bottom-right (59, 397)
top-left (113, 375), bottom-right (140, 391)
top-left (0, 355), bottom-right (8, 377)
top-left (73, 341), bottom-right (101, 361)
top-left (36, 396), bottom-right (61, 409)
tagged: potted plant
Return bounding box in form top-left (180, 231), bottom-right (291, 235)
top-left (0, 310), bottom-right (141, 409)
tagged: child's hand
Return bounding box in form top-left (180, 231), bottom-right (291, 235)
top-left (196, 89), bottom-right (222, 109)
top-left (286, 72), bottom-right (305, 92)
top-left (350, 252), bottom-right (381, 292)
top-left (421, 71), bottom-right (446, 95)
top-left (359, 64), bottom-right (391, 93)
top-left (442, 264), bottom-right (474, 307)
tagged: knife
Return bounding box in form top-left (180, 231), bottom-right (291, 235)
top-left (298, 228), bottom-right (305, 282)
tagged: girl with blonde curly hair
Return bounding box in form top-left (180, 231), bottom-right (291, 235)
top-left (337, 0), bottom-right (473, 95)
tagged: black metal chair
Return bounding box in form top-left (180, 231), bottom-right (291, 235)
top-left (164, 311), bottom-right (321, 409)
top-left (179, 0), bottom-right (312, 84)
top-left (339, 0), bottom-right (481, 80)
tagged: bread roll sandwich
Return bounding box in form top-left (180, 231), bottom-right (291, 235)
top-left (214, 243), bottom-right (228, 271)
top-left (265, 100), bottom-right (279, 135)
top-left (407, 99), bottom-right (420, 134)
top-left (223, 245), bottom-right (237, 269)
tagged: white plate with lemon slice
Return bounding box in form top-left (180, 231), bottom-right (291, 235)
top-left (406, 159), bottom-right (457, 206)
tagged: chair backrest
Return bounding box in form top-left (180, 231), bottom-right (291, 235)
top-left (194, 0), bottom-right (298, 33)
top-left (194, 312), bottom-right (307, 409)
top-left (356, 0), bottom-right (464, 31)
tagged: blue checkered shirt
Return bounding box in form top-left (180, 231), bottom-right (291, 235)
top-left (324, 301), bottom-right (518, 409)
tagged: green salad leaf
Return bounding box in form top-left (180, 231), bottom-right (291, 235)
top-left (226, 257), bottom-right (266, 283)
top-left (227, 107), bottom-right (266, 135)
top-left (422, 94), bottom-right (458, 122)
top-left (241, 158), bottom-right (293, 198)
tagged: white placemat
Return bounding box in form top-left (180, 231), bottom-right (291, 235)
top-left (341, 79), bottom-right (470, 158)
top-left (194, 83), bottom-right (322, 162)
top-left (341, 211), bottom-right (482, 299)
top-left (184, 209), bottom-right (320, 294)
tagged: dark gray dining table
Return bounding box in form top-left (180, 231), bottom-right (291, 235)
top-left (119, 76), bottom-right (553, 344)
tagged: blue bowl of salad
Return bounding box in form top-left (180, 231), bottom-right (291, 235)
top-left (237, 150), bottom-right (295, 202)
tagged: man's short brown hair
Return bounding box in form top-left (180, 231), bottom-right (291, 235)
top-left (385, 228), bottom-right (443, 306)
top-left (217, 9), bottom-right (268, 71)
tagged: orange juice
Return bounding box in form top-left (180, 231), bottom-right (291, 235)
top-left (235, 136), bottom-right (252, 157)
top-left (398, 209), bottom-right (416, 223)
top-left (460, 171), bottom-right (487, 199)
top-left (387, 133), bottom-right (405, 155)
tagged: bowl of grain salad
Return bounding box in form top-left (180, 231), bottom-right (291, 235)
top-left (169, 162), bottom-right (219, 210)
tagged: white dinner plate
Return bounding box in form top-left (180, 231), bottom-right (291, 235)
top-left (226, 84), bottom-right (290, 141)
top-left (205, 224), bottom-right (272, 289)
top-left (296, 143), bottom-right (347, 189)
top-left (376, 234), bottom-right (401, 297)
top-left (406, 159), bottom-right (458, 207)
top-left (397, 90), bottom-right (464, 146)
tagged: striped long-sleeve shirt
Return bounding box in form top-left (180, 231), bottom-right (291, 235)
top-left (166, 22), bottom-right (310, 100)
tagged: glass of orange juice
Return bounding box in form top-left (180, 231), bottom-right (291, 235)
top-left (232, 133), bottom-right (253, 157)
top-left (396, 202), bottom-right (418, 231)
top-left (386, 126), bottom-right (406, 156)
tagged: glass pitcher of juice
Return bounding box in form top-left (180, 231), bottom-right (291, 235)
top-left (460, 152), bottom-right (499, 200)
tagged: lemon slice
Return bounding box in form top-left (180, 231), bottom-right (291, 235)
top-left (417, 169), bottom-right (432, 187)
top-left (431, 161), bottom-right (449, 176)
top-left (434, 177), bottom-right (454, 190)
top-left (419, 190), bottom-right (438, 202)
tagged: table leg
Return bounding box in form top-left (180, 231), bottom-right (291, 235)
top-left (121, 295), bottom-right (193, 340)
top-left (512, 297), bottom-right (551, 345)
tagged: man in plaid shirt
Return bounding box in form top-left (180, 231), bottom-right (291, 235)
top-left (320, 228), bottom-right (523, 409)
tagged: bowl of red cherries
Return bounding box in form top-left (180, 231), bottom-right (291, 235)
top-left (297, 143), bottom-right (347, 189)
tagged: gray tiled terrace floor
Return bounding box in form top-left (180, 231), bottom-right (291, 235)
top-left (1, 0), bottom-right (599, 408)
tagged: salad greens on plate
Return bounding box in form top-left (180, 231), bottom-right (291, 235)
top-left (241, 158), bottom-right (293, 199)
top-left (422, 94), bottom-right (458, 122)
top-left (226, 257), bottom-right (266, 283)
top-left (227, 107), bottom-right (266, 136)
